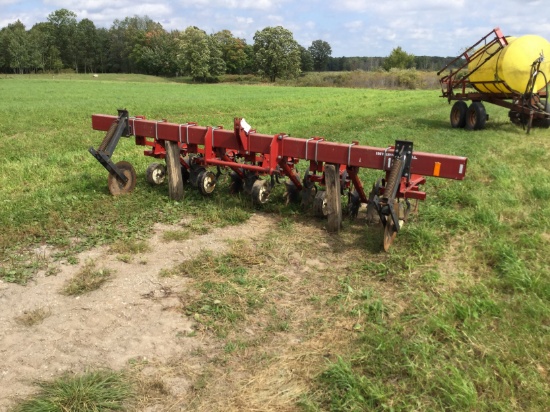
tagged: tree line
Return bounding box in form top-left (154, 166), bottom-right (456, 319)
top-left (0, 9), bottom-right (455, 81)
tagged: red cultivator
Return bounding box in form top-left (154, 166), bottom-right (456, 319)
top-left (90, 110), bottom-right (468, 250)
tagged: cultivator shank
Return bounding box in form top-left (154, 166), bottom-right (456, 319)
top-left (90, 110), bottom-right (468, 250)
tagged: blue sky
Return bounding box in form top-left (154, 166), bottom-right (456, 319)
top-left (1, 0), bottom-right (549, 57)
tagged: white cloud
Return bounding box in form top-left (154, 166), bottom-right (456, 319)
top-left (344, 20), bottom-right (363, 32)
top-left (337, 0), bottom-right (466, 13)
top-left (44, 0), bottom-right (131, 9)
top-left (178, 0), bottom-right (279, 11)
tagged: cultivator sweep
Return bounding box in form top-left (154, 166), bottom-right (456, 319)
top-left (90, 110), bottom-right (468, 250)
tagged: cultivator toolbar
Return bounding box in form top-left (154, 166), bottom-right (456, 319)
top-left (90, 110), bottom-right (468, 250)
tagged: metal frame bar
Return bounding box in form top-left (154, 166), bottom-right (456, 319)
top-left (92, 114), bottom-right (467, 181)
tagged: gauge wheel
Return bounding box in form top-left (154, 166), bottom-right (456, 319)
top-left (108, 161), bottom-right (137, 195)
top-left (146, 162), bottom-right (166, 185)
top-left (197, 169), bottom-right (217, 196)
top-left (313, 190), bottom-right (328, 218)
top-left (251, 179), bottom-right (271, 205)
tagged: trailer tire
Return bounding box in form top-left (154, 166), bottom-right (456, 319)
top-left (450, 101), bottom-right (468, 128)
top-left (146, 163), bottom-right (166, 185)
top-left (465, 102), bottom-right (487, 130)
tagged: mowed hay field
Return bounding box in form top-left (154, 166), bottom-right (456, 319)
top-left (0, 74), bottom-right (549, 411)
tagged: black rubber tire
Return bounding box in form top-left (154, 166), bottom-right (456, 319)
top-left (108, 161), bottom-right (137, 196)
top-left (251, 179), bottom-right (270, 205)
top-left (450, 101), bottom-right (468, 128)
top-left (465, 102), bottom-right (487, 130)
top-left (189, 166), bottom-right (205, 188)
top-left (197, 169), bottom-right (216, 196)
top-left (313, 191), bottom-right (328, 218)
top-left (146, 162), bottom-right (166, 185)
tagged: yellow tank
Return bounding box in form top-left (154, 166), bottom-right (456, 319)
top-left (468, 34), bottom-right (550, 94)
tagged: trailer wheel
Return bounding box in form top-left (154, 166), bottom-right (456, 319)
top-left (146, 163), bottom-right (166, 185)
top-left (313, 191), bottom-right (328, 218)
top-left (197, 169), bottom-right (216, 196)
top-left (108, 161), bottom-right (137, 195)
top-left (450, 101), bottom-right (468, 128)
top-left (251, 179), bottom-right (270, 205)
top-left (465, 102), bottom-right (487, 130)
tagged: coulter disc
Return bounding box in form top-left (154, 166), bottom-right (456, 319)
top-left (108, 161), bottom-right (137, 195)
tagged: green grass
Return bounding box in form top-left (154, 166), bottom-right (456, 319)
top-left (1, 74), bottom-right (549, 411)
top-left (174, 242), bottom-right (267, 336)
top-left (14, 370), bottom-right (133, 412)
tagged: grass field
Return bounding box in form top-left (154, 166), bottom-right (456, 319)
top-left (1, 74), bottom-right (549, 410)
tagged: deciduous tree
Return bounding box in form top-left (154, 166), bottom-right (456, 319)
top-left (47, 9), bottom-right (77, 70)
top-left (253, 26), bottom-right (301, 82)
top-left (383, 46), bottom-right (415, 71)
top-left (6, 21), bottom-right (29, 74)
top-left (212, 30), bottom-right (247, 74)
top-left (308, 39), bottom-right (332, 71)
top-left (178, 26), bottom-right (226, 81)
top-left (76, 19), bottom-right (98, 73)
top-left (299, 45), bottom-right (314, 72)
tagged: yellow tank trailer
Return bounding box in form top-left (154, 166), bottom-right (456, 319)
top-left (438, 28), bottom-right (550, 132)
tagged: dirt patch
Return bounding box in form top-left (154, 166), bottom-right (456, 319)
top-left (0, 213), bottom-right (277, 410)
